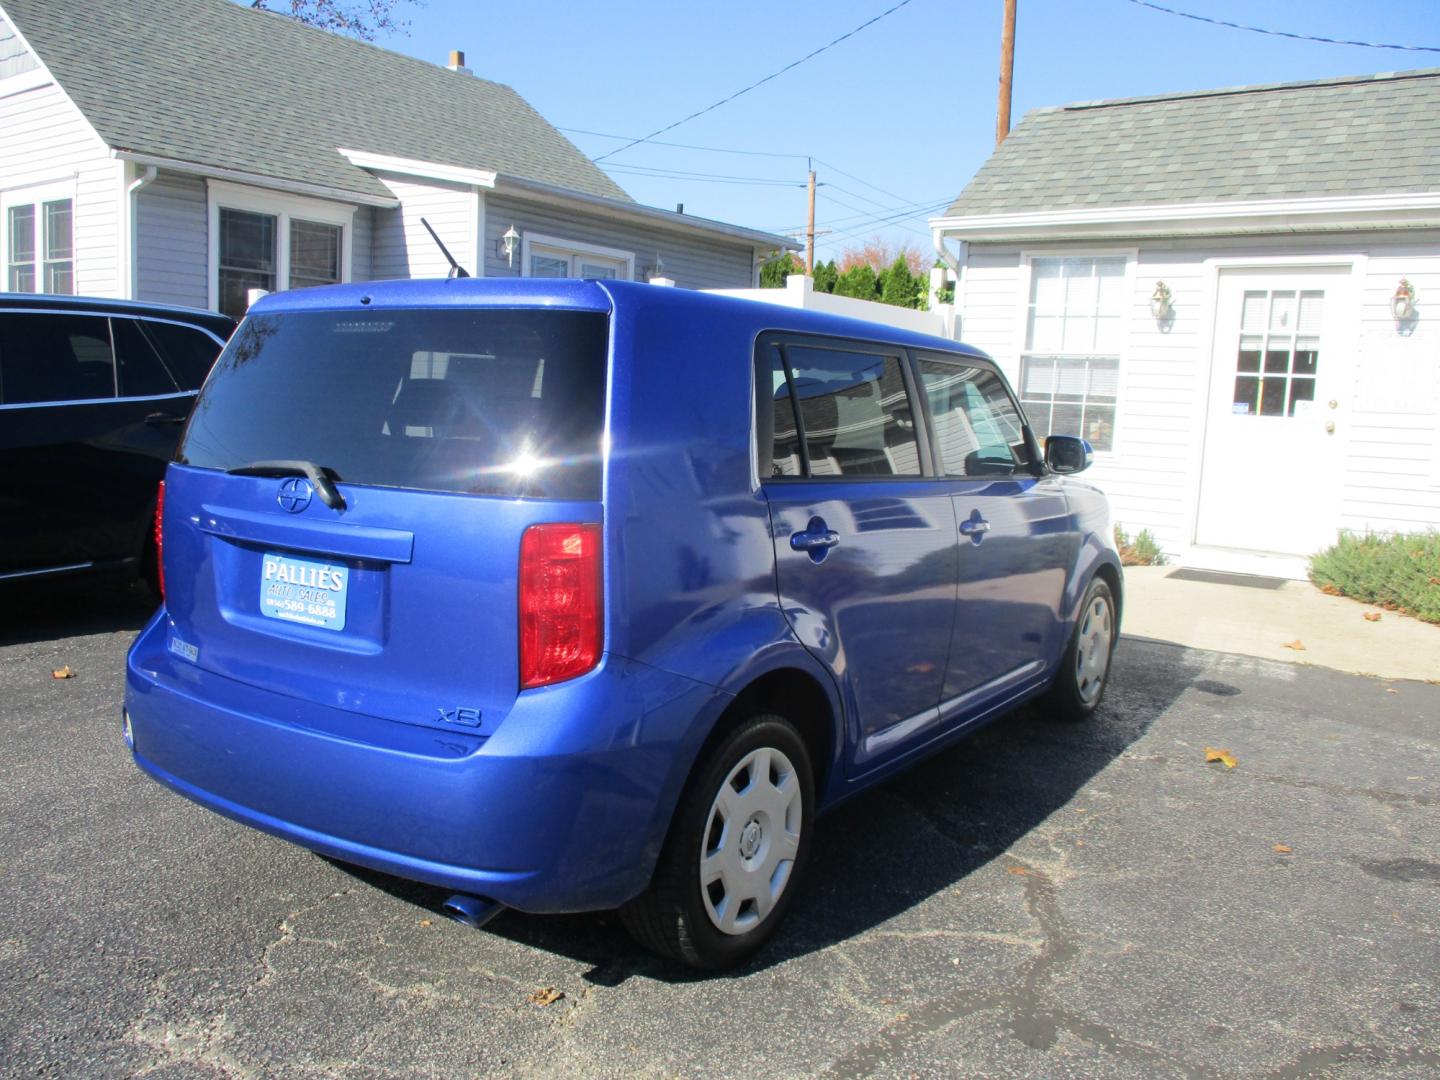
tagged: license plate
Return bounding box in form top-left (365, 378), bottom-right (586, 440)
top-left (259, 552), bottom-right (349, 631)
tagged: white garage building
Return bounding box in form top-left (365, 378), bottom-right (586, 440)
top-left (933, 68), bottom-right (1440, 577)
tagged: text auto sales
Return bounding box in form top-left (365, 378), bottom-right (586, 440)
top-left (263, 560), bottom-right (345, 602)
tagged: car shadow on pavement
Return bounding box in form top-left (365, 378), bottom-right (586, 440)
top-left (336, 637), bottom-right (1201, 984)
top-left (0, 578), bottom-right (157, 648)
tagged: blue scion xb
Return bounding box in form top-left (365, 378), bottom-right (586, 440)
top-left (124, 278), bottom-right (1121, 969)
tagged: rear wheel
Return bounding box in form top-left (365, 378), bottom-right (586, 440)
top-left (1045, 577), bottom-right (1117, 721)
top-left (620, 713), bottom-right (814, 969)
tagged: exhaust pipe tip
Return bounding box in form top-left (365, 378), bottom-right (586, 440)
top-left (441, 893), bottom-right (503, 930)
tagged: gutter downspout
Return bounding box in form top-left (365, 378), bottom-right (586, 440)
top-left (932, 228), bottom-right (962, 339)
top-left (126, 165), bottom-right (158, 300)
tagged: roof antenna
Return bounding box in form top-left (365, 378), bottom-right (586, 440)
top-left (419, 217), bottom-right (470, 278)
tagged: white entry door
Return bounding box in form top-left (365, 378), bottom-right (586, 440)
top-left (1195, 267), bottom-right (1353, 557)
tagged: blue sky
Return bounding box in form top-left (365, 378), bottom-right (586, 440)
top-left (376, 0), bottom-right (1440, 263)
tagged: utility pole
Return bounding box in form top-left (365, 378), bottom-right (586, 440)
top-left (996, 0), bottom-right (1017, 146)
top-left (806, 165), bottom-right (817, 274)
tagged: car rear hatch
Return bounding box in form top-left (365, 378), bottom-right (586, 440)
top-left (160, 287), bottom-right (610, 736)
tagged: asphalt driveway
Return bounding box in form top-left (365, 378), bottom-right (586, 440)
top-left (0, 583), bottom-right (1436, 1078)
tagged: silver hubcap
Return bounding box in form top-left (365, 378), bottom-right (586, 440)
top-left (700, 746), bottom-right (803, 936)
top-left (1075, 592), bottom-right (1114, 705)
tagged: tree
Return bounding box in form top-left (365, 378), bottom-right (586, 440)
top-left (833, 263), bottom-right (878, 301)
top-left (759, 251), bottom-right (804, 288)
top-left (879, 256), bottom-right (923, 310)
top-left (838, 239), bottom-right (923, 277)
top-left (251, 0), bottom-right (414, 41)
top-left (811, 259), bottom-right (839, 295)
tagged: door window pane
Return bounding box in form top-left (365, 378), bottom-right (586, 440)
top-left (579, 262), bottom-right (618, 280)
top-left (918, 359), bottom-right (1026, 477)
top-left (289, 219), bottom-right (342, 289)
top-left (218, 208), bottom-right (276, 320)
top-left (785, 346), bottom-right (920, 477)
top-left (113, 318), bottom-right (180, 397)
top-left (7, 204), bottom-right (35, 292)
top-left (1230, 289), bottom-right (1324, 421)
top-left (0, 313), bottom-right (114, 404)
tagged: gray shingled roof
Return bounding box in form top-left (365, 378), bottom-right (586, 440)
top-left (2, 0), bottom-right (631, 203)
top-left (946, 69), bottom-right (1440, 217)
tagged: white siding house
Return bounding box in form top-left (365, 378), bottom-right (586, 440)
top-left (0, 0), bottom-right (791, 321)
top-left (933, 70), bottom-right (1440, 577)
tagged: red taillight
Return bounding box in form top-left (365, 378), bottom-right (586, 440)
top-left (153, 480), bottom-right (166, 600)
top-left (519, 523), bottom-right (602, 690)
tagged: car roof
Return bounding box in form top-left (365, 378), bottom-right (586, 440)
top-left (247, 277), bottom-right (990, 362)
top-left (0, 292), bottom-right (236, 334)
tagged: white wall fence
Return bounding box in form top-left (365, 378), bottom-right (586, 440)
top-left (705, 273), bottom-right (955, 339)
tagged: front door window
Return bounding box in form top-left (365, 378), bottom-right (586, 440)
top-left (1231, 289), bottom-right (1322, 418)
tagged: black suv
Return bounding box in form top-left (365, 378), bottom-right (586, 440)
top-left (0, 294), bottom-right (234, 590)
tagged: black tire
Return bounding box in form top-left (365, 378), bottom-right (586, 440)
top-left (620, 713), bottom-right (814, 970)
top-left (1044, 576), bottom-right (1118, 722)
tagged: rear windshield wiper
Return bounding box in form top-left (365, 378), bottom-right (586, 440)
top-left (227, 460), bottom-right (346, 511)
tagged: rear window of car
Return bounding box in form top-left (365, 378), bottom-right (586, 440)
top-left (178, 308), bottom-right (608, 499)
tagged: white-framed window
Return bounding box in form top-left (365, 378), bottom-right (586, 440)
top-left (519, 232), bottom-right (633, 281)
top-left (2, 184), bottom-right (74, 294)
top-left (207, 181), bottom-right (353, 320)
top-left (1019, 255), bottom-right (1127, 453)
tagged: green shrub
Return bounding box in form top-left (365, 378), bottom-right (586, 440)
top-left (1114, 525), bottom-right (1167, 567)
top-left (1310, 531), bottom-right (1440, 624)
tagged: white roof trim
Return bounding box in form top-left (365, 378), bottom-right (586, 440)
top-left (110, 150), bottom-right (400, 208)
top-left (337, 148), bottom-right (497, 189)
top-left (931, 191), bottom-right (1440, 242)
top-left (493, 173), bottom-right (798, 251)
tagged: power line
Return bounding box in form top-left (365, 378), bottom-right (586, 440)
top-left (593, 0), bottom-right (920, 163)
top-left (1123, 0), bottom-right (1440, 52)
top-left (812, 158), bottom-right (920, 207)
top-left (602, 162), bottom-right (806, 187)
top-left (560, 127), bottom-right (810, 160)
top-left (604, 168), bottom-right (805, 189)
top-left (819, 191), bottom-right (935, 240)
top-left (821, 200), bottom-right (954, 247)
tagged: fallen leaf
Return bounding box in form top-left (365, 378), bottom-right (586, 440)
top-left (1205, 747), bottom-right (1238, 769)
top-left (1281, 640), bottom-right (1306, 651)
top-left (1273, 844), bottom-right (1292, 854)
top-left (1385, 688), bottom-right (1399, 694)
top-left (1363, 612), bottom-right (1382, 623)
top-left (418, 918), bottom-right (432, 927)
top-left (1319, 583), bottom-right (1344, 596)
top-left (51, 666), bottom-right (74, 679)
top-left (528, 987), bottom-right (564, 1007)
top-left (1005, 865), bottom-right (1031, 877)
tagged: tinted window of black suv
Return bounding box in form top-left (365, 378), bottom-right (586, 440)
top-left (0, 295), bottom-right (234, 587)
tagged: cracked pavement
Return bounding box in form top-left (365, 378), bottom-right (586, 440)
top-left (0, 582), bottom-right (1436, 1078)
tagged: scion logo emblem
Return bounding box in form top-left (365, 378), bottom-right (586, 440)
top-left (277, 477), bottom-right (313, 514)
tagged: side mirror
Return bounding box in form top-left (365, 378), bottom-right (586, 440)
top-left (1045, 434), bottom-right (1093, 474)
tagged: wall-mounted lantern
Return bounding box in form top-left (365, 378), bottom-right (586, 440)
top-left (1149, 280), bottom-right (1173, 321)
top-left (1391, 277), bottom-right (1417, 322)
top-left (500, 225), bottom-right (520, 269)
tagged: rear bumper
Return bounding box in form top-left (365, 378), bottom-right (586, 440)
top-left (125, 612), bottom-right (726, 913)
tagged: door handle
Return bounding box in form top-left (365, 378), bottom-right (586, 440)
top-left (959, 509), bottom-right (991, 544)
top-left (790, 516), bottom-right (840, 562)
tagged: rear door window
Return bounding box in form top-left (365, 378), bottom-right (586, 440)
top-left (0, 312), bottom-right (115, 404)
top-left (179, 308), bottom-right (608, 499)
top-left (782, 345), bottom-right (921, 478)
top-left (141, 319), bottom-right (225, 389)
top-left (113, 318), bottom-right (181, 397)
top-left (917, 357), bottom-right (1028, 477)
